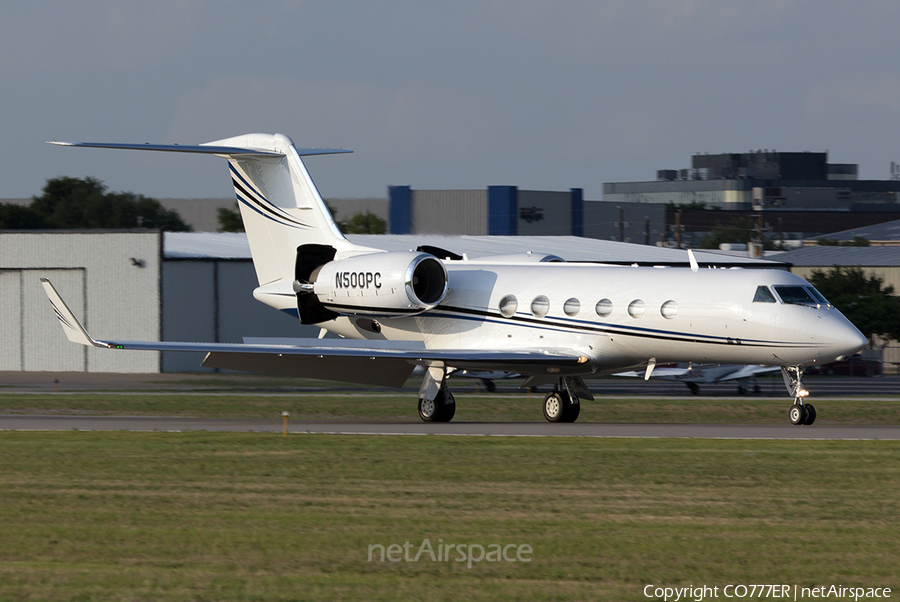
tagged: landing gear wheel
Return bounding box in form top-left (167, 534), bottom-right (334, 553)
top-left (418, 388), bottom-right (456, 423)
top-left (542, 392), bottom-right (567, 422)
top-left (803, 403), bottom-right (816, 425)
top-left (789, 403), bottom-right (808, 426)
top-left (563, 398), bottom-right (580, 423)
top-left (686, 382), bottom-right (700, 395)
top-left (543, 391), bottom-right (580, 423)
top-left (418, 396), bottom-right (439, 422)
top-left (440, 394), bottom-right (456, 422)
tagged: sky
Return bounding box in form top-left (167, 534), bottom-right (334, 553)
top-left (2, 1), bottom-right (899, 201)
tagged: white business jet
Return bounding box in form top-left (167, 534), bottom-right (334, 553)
top-left (42, 133), bottom-right (867, 425)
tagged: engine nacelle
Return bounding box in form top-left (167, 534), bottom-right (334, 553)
top-left (312, 251), bottom-right (448, 317)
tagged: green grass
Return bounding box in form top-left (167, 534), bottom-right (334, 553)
top-left (2, 390), bottom-right (900, 424)
top-left (0, 432), bottom-right (898, 600)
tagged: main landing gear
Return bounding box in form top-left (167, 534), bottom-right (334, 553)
top-left (418, 385), bottom-right (456, 422)
top-left (417, 366), bottom-right (456, 423)
top-left (782, 366), bottom-right (816, 425)
top-left (541, 377), bottom-right (592, 423)
top-left (416, 369), bottom-right (592, 424)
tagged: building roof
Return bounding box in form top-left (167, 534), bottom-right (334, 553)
top-left (813, 218), bottom-right (900, 243)
top-left (163, 232), bottom-right (785, 267)
top-left (775, 246), bottom-right (900, 267)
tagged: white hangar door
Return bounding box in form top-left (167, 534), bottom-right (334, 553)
top-left (11, 269), bottom-right (87, 372)
top-left (0, 270), bottom-right (23, 371)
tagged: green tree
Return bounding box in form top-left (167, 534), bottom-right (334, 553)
top-left (0, 203), bottom-right (45, 229)
top-left (217, 203), bottom-right (244, 232)
top-left (816, 236), bottom-right (870, 247)
top-left (698, 216), bottom-right (782, 250)
top-left (808, 267), bottom-right (900, 343)
top-left (2, 176), bottom-right (191, 231)
top-left (339, 211), bottom-right (387, 234)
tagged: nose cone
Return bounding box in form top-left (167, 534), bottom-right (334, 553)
top-left (827, 316), bottom-right (868, 360)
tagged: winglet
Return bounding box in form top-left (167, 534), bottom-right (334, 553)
top-left (644, 358), bottom-right (657, 381)
top-left (687, 249), bottom-right (699, 273)
top-left (40, 278), bottom-right (105, 347)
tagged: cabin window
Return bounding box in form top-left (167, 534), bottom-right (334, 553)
top-left (660, 300), bottom-right (678, 319)
top-left (595, 299), bottom-right (613, 317)
top-left (499, 295), bottom-right (518, 317)
top-left (531, 295), bottom-right (549, 317)
top-left (563, 298), bottom-right (581, 317)
top-left (773, 286), bottom-right (818, 307)
top-left (753, 285), bottom-right (776, 303)
top-left (628, 299), bottom-right (645, 318)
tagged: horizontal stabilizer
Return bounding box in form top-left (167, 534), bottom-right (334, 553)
top-left (46, 140), bottom-right (351, 158)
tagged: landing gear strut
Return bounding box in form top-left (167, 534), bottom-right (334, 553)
top-left (782, 366), bottom-right (816, 425)
top-left (418, 365), bottom-right (456, 423)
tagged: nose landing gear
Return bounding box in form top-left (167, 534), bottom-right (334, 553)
top-left (782, 365), bottom-right (816, 425)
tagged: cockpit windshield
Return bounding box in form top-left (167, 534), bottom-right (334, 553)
top-left (753, 285), bottom-right (776, 303)
top-left (773, 285), bottom-right (830, 307)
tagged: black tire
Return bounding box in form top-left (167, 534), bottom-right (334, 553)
top-left (803, 403), bottom-right (816, 425)
top-left (789, 403), bottom-right (808, 426)
top-left (420, 388), bottom-right (455, 423)
top-left (439, 393), bottom-right (456, 422)
top-left (686, 382), bottom-right (700, 395)
top-left (562, 398), bottom-right (581, 423)
top-left (543, 392), bottom-right (569, 422)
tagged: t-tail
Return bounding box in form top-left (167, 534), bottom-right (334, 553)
top-left (48, 133), bottom-right (378, 320)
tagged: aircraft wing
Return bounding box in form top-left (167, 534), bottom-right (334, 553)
top-left (41, 279), bottom-right (588, 387)
top-left (614, 364), bottom-right (779, 384)
top-left (711, 364), bottom-right (780, 381)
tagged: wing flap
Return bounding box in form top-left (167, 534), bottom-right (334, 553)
top-left (201, 352), bottom-right (416, 387)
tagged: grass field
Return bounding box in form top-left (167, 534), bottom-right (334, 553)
top-left (1, 431), bottom-right (898, 601)
top-left (1, 380), bottom-right (898, 600)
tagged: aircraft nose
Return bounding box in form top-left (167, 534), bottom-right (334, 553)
top-left (829, 317), bottom-right (868, 360)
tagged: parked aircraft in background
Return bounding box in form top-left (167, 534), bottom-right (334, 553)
top-left (614, 363), bottom-right (780, 395)
top-left (43, 133), bottom-right (868, 425)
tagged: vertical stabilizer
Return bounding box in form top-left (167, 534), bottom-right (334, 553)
top-left (203, 133), bottom-right (353, 286)
top-left (47, 133), bottom-right (366, 289)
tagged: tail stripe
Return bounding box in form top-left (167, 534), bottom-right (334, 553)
top-left (228, 164), bottom-right (310, 229)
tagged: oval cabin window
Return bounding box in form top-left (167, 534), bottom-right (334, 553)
top-left (499, 295), bottom-right (518, 317)
top-left (595, 299), bottom-right (613, 317)
top-left (628, 299), bottom-right (645, 318)
top-left (531, 295), bottom-right (549, 317)
top-left (660, 300), bottom-right (678, 319)
top-left (563, 298), bottom-right (581, 317)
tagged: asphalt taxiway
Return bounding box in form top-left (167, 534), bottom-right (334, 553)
top-left (2, 414), bottom-right (899, 440)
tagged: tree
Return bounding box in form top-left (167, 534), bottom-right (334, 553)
top-left (1, 176), bottom-right (191, 231)
top-left (217, 203), bottom-right (244, 232)
top-left (698, 216), bottom-right (783, 250)
top-left (808, 267), bottom-right (900, 343)
top-left (339, 211), bottom-right (387, 234)
top-left (816, 236), bottom-right (870, 247)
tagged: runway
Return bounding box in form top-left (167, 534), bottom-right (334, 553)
top-left (2, 414), bottom-right (899, 440)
